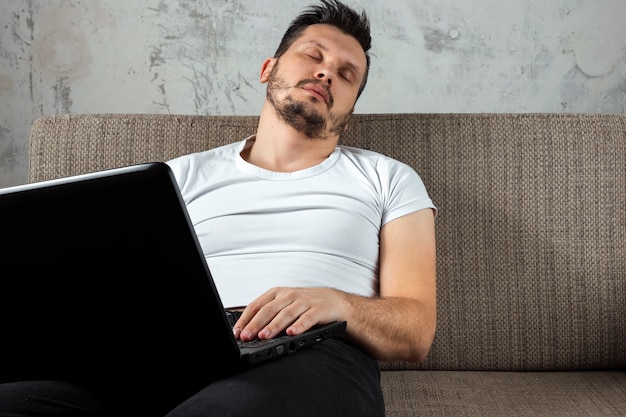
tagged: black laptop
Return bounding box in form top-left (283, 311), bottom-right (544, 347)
top-left (0, 162), bottom-right (346, 380)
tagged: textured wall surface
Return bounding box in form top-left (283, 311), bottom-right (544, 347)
top-left (1, 0), bottom-right (625, 187)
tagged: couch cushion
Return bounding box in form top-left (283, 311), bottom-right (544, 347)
top-left (381, 370), bottom-right (626, 416)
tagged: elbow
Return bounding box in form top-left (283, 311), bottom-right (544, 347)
top-left (409, 340), bottom-right (433, 363)
top-left (408, 315), bottom-right (437, 363)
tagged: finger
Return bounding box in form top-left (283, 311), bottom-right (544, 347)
top-left (284, 309), bottom-right (321, 336)
top-left (236, 288), bottom-right (291, 340)
top-left (256, 301), bottom-right (309, 339)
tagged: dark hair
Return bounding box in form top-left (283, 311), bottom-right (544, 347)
top-left (274, 0), bottom-right (372, 99)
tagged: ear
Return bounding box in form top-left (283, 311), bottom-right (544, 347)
top-left (260, 58), bottom-right (276, 83)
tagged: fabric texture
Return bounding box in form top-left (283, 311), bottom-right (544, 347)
top-left (381, 371), bottom-right (626, 417)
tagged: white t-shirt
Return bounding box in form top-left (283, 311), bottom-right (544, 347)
top-left (167, 137), bottom-right (436, 308)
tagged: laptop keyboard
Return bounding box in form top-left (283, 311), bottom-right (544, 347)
top-left (225, 310), bottom-right (243, 328)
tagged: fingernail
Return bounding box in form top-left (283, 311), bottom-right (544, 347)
top-left (241, 329), bottom-right (253, 340)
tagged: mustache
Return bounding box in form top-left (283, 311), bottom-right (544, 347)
top-left (295, 79), bottom-right (333, 107)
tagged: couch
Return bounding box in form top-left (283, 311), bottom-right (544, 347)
top-left (28, 113), bottom-right (626, 416)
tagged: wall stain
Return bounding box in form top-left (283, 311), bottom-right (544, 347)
top-left (423, 28), bottom-right (448, 54)
top-left (146, 0), bottom-right (254, 115)
top-left (147, 1), bottom-right (168, 14)
top-left (149, 45), bottom-right (166, 71)
top-left (0, 125), bottom-right (19, 180)
top-left (560, 0), bottom-right (626, 78)
top-left (422, 27), bottom-right (461, 54)
top-left (152, 80), bottom-right (170, 113)
top-left (0, 73), bottom-right (13, 94)
top-left (30, 0), bottom-right (116, 114)
top-left (53, 76), bottom-right (73, 114)
top-left (7, 2), bottom-right (35, 102)
top-left (31, 3), bottom-right (90, 79)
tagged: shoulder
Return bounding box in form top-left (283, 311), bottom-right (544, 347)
top-left (336, 145), bottom-right (421, 180)
top-left (167, 138), bottom-right (246, 170)
top-left (168, 140), bottom-right (244, 168)
top-left (337, 146), bottom-right (436, 220)
top-left (166, 138), bottom-right (248, 189)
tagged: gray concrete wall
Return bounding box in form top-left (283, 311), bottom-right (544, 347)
top-left (1, 0), bottom-right (625, 187)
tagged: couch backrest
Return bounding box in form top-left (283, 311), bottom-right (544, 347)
top-left (29, 113), bottom-right (626, 371)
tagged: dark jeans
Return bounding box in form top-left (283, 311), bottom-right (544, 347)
top-left (0, 339), bottom-right (385, 417)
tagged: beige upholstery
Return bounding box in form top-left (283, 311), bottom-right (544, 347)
top-left (29, 113), bottom-right (626, 416)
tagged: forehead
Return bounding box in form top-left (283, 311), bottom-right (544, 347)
top-left (292, 24), bottom-right (366, 71)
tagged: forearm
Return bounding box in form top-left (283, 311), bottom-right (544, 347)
top-left (339, 291), bottom-right (436, 363)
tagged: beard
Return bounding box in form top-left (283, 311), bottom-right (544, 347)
top-left (266, 62), bottom-right (352, 139)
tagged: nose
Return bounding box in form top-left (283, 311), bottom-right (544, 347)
top-left (316, 71), bottom-right (332, 85)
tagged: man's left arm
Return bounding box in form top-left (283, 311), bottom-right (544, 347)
top-left (339, 208), bottom-right (437, 362)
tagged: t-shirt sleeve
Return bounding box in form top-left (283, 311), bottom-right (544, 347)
top-left (380, 159), bottom-right (437, 226)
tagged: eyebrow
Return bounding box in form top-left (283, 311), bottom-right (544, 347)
top-left (304, 40), bottom-right (362, 76)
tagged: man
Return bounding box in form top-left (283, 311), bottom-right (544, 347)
top-left (0, 1), bottom-right (436, 416)
top-left (165, 1), bottom-right (436, 415)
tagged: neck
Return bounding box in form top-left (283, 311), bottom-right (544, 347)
top-left (244, 101), bottom-right (340, 172)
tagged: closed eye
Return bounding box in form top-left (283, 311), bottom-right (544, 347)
top-left (340, 71), bottom-right (355, 83)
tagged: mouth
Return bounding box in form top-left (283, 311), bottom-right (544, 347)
top-left (301, 83), bottom-right (329, 105)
